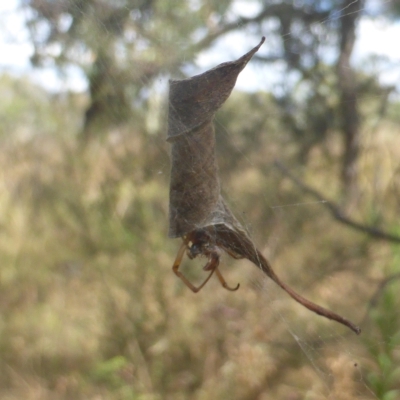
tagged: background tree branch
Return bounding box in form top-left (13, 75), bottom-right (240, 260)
top-left (274, 160), bottom-right (400, 244)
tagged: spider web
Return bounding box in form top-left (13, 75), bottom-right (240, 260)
top-left (162, 2), bottom-right (400, 398)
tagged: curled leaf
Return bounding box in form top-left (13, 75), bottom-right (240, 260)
top-left (168, 37), bottom-right (265, 238)
top-left (167, 37), bottom-right (360, 335)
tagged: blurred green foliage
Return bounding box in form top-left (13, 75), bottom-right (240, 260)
top-left (364, 241), bottom-right (400, 400)
top-left (0, 74), bottom-right (82, 139)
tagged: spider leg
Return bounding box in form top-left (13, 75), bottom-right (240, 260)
top-left (215, 268), bottom-right (240, 291)
top-left (172, 241), bottom-right (216, 293)
top-left (223, 247), bottom-right (244, 260)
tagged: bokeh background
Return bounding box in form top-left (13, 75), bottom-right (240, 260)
top-left (0, 1), bottom-right (400, 399)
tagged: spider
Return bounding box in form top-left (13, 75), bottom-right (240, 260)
top-left (172, 228), bottom-right (240, 293)
top-left (171, 225), bottom-right (361, 335)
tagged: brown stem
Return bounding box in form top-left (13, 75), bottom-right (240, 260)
top-left (214, 224), bottom-right (360, 334)
top-left (252, 249), bottom-right (361, 334)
